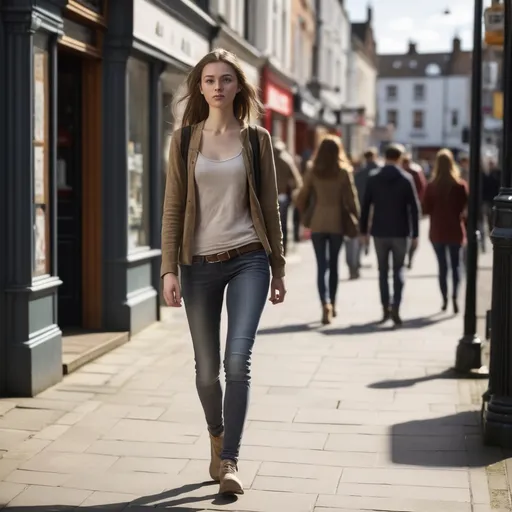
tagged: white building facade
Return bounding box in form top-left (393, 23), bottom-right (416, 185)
top-left (315, 0), bottom-right (351, 137)
top-left (377, 39), bottom-right (471, 162)
top-left (208, 0), bottom-right (262, 90)
top-left (246, 0), bottom-right (296, 152)
top-left (345, 8), bottom-right (378, 158)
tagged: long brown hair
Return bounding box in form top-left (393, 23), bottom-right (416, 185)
top-left (311, 135), bottom-right (353, 178)
top-left (173, 48), bottom-right (264, 128)
top-left (431, 148), bottom-right (460, 194)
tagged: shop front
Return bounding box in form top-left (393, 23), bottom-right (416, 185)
top-left (261, 64), bottom-right (295, 152)
top-left (0, 0), bottom-right (216, 397)
top-left (0, 0), bottom-right (108, 396)
top-left (294, 86), bottom-right (320, 160)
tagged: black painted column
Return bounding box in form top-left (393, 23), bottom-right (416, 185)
top-left (2, 1), bottom-right (63, 396)
top-left (483, 0), bottom-right (512, 447)
top-left (454, 0), bottom-right (485, 373)
top-left (0, 5), bottom-right (7, 395)
top-left (102, 0), bottom-right (133, 331)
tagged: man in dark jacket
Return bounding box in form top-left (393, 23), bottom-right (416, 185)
top-left (360, 143), bottom-right (420, 325)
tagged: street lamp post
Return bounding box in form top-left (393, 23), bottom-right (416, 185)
top-left (454, 0), bottom-right (485, 373)
top-left (483, 0), bottom-right (512, 447)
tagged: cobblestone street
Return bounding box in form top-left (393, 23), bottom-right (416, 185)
top-left (0, 222), bottom-right (505, 512)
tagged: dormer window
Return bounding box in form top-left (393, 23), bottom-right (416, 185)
top-left (392, 60), bottom-right (402, 69)
top-left (409, 60), bottom-right (418, 68)
top-left (425, 63), bottom-right (442, 76)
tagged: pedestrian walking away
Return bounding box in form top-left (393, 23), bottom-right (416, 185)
top-left (296, 135), bottom-right (360, 325)
top-left (160, 48), bottom-right (286, 496)
top-left (272, 137), bottom-right (303, 256)
top-left (348, 147), bottom-right (380, 278)
top-left (360, 143), bottom-right (420, 326)
top-left (422, 149), bottom-right (468, 314)
top-left (402, 153), bottom-right (427, 269)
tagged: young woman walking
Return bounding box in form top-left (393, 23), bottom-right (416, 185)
top-left (296, 136), bottom-right (360, 324)
top-left (161, 49), bottom-right (286, 495)
top-left (422, 149), bottom-right (468, 313)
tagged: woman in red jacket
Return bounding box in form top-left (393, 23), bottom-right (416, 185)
top-left (422, 149), bottom-right (468, 314)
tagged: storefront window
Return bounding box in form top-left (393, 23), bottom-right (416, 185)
top-left (127, 57), bottom-right (150, 251)
top-left (33, 35), bottom-right (51, 278)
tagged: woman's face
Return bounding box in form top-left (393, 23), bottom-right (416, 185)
top-left (200, 61), bottom-right (240, 110)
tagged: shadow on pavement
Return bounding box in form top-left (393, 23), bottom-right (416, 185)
top-left (324, 313), bottom-right (452, 336)
top-left (257, 322), bottom-right (320, 335)
top-left (4, 480), bottom-right (238, 510)
top-left (368, 368), bottom-right (461, 389)
top-left (390, 411), bottom-right (504, 468)
top-left (346, 273), bottom-right (440, 282)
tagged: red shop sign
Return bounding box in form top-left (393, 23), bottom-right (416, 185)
top-left (265, 83), bottom-right (292, 117)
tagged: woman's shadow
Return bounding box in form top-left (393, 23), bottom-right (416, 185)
top-left (5, 481), bottom-right (238, 511)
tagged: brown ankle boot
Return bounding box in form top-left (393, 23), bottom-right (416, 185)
top-left (219, 459), bottom-right (244, 495)
top-left (321, 304), bottom-right (333, 325)
top-left (209, 433), bottom-right (223, 481)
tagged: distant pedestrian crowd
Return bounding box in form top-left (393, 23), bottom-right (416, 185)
top-left (275, 137), bottom-right (501, 326)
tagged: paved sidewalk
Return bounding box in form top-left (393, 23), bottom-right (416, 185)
top-left (0, 221), bottom-right (505, 512)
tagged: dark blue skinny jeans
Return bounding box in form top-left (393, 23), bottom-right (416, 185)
top-left (311, 233), bottom-right (343, 305)
top-left (180, 250), bottom-right (270, 463)
top-left (432, 243), bottom-right (462, 301)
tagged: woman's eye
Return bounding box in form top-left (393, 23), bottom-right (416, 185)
top-left (205, 79), bottom-right (213, 84)
top-left (224, 77), bottom-right (232, 83)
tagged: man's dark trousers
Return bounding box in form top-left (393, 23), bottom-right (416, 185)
top-left (374, 237), bottom-right (409, 309)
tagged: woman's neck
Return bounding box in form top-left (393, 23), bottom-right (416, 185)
top-left (203, 109), bottom-right (239, 134)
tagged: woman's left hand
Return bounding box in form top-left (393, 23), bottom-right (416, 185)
top-left (269, 277), bottom-right (286, 305)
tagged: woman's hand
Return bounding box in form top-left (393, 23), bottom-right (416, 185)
top-left (163, 273), bottom-right (182, 307)
top-left (269, 277), bottom-right (286, 305)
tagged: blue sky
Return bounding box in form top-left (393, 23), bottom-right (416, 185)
top-left (344, 0), bottom-right (492, 54)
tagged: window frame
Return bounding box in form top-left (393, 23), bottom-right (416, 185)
top-left (387, 109), bottom-right (398, 127)
top-left (32, 33), bottom-right (52, 280)
top-left (386, 85), bottom-right (397, 101)
top-left (127, 56), bottom-right (151, 254)
top-left (413, 109), bottom-right (424, 130)
top-left (413, 83), bottom-right (425, 101)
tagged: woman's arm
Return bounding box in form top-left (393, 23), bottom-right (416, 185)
top-left (342, 169), bottom-right (361, 218)
top-left (295, 167), bottom-right (313, 213)
top-left (160, 130), bottom-right (187, 278)
top-left (421, 184), bottom-right (433, 216)
top-left (258, 129), bottom-right (286, 278)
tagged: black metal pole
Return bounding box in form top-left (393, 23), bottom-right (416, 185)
top-left (483, 0), bottom-right (512, 448)
top-left (455, 0), bottom-right (485, 373)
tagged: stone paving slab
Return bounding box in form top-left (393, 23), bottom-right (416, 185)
top-left (0, 220), bottom-right (507, 511)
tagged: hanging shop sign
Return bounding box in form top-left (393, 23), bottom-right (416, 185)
top-left (484, 3), bottom-right (504, 47)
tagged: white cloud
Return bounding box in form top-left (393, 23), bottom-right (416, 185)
top-left (378, 37), bottom-right (408, 54)
top-left (388, 16), bottom-right (415, 32)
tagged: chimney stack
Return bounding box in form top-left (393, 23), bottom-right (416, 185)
top-left (408, 41), bottom-right (417, 55)
top-left (453, 36), bottom-right (461, 53)
top-left (367, 5), bottom-right (373, 22)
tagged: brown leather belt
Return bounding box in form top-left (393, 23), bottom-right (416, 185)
top-left (192, 242), bottom-right (264, 264)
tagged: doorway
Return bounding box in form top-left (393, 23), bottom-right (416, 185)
top-left (57, 51), bottom-right (83, 328)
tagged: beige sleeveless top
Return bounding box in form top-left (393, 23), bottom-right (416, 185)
top-left (193, 150), bottom-right (260, 255)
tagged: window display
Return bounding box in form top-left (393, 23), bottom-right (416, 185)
top-left (127, 57), bottom-right (150, 251)
top-left (33, 38), bottom-right (51, 277)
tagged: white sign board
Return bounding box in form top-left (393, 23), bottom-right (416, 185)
top-left (133, 0), bottom-right (209, 67)
top-left (485, 9), bottom-right (504, 33)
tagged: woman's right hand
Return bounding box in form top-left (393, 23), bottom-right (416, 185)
top-left (163, 273), bottom-right (182, 307)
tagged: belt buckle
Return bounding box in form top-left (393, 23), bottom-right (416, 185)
top-left (207, 251), bottom-right (228, 263)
